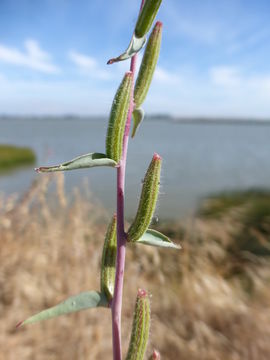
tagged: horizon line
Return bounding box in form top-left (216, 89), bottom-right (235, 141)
top-left (1, 113), bottom-right (270, 122)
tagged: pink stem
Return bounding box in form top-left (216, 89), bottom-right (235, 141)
top-left (111, 58), bottom-right (136, 360)
top-left (111, 2), bottom-right (144, 359)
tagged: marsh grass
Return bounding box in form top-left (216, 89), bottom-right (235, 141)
top-left (1, 177), bottom-right (270, 359)
top-left (0, 145), bottom-right (36, 171)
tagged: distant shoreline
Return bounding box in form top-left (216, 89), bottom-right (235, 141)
top-left (1, 114), bottom-right (270, 126)
top-left (168, 117), bottom-right (270, 126)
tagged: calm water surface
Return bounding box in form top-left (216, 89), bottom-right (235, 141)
top-left (0, 117), bottom-right (269, 219)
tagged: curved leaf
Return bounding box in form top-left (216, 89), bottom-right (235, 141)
top-left (136, 229), bottom-right (181, 249)
top-left (35, 153), bottom-right (117, 173)
top-left (17, 291), bottom-right (108, 327)
top-left (131, 107), bottom-right (145, 138)
top-left (107, 34), bottom-right (146, 64)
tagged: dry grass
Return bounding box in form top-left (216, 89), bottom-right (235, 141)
top-left (0, 175), bottom-right (270, 359)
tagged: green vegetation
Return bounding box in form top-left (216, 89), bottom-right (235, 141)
top-left (198, 189), bottom-right (270, 256)
top-left (198, 189), bottom-right (270, 218)
top-left (0, 144), bottom-right (36, 171)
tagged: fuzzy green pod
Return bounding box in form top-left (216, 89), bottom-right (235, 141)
top-left (127, 153), bottom-right (161, 242)
top-left (125, 289), bottom-right (151, 360)
top-left (135, 0), bottom-right (162, 38)
top-left (100, 215), bottom-right (117, 301)
top-left (106, 72), bottom-right (133, 163)
top-left (134, 21), bottom-right (162, 109)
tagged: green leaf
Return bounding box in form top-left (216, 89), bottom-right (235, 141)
top-left (107, 34), bottom-right (146, 64)
top-left (35, 153), bottom-right (117, 173)
top-left (18, 291), bottom-right (108, 327)
top-left (131, 107), bottom-right (145, 138)
top-left (136, 229), bottom-right (181, 249)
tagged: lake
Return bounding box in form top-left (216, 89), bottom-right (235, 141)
top-left (0, 117), bottom-right (269, 220)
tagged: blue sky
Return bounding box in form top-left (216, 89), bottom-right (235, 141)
top-left (0, 0), bottom-right (270, 117)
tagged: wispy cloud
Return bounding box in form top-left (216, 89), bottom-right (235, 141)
top-left (0, 76), bottom-right (114, 115)
top-left (69, 51), bottom-right (97, 70)
top-left (0, 39), bottom-right (60, 74)
top-left (69, 50), bottom-right (111, 80)
top-left (210, 65), bottom-right (270, 96)
top-left (154, 66), bottom-right (181, 85)
top-left (210, 66), bottom-right (241, 87)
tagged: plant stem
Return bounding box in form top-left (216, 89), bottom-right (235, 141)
top-left (111, 3), bottom-right (144, 359)
top-left (111, 56), bottom-right (137, 360)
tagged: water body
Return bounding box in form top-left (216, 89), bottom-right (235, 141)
top-left (0, 117), bottom-right (269, 220)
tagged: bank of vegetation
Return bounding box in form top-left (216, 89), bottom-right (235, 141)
top-left (0, 145), bottom-right (36, 171)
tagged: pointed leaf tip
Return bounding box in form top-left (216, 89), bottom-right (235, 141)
top-left (136, 229), bottom-right (181, 249)
top-left (16, 321), bottom-right (23, 329)
top-left (107, 34), bottom-right (146, 64)
top-left (20, 291), bottom-right (108, 326)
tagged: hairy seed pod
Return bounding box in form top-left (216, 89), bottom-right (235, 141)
top-left (106, 72), bottom-right (133, 163)
top-left (148, 350), bottom-right (161, 360)
top-left (134, 21), bottom-right (162, 109)
top-left (135, 0), bottom-right (162, 38)
top-left (127, 153), bottom-right (161, 242)
top-left (100, 215), bottom-right (117, 301)
top-left (125, 289), bottom-right (151, 360)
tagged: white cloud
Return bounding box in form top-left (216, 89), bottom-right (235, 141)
top-left (0, 76), bottom-right (114, 115)
top-left (69, 50), bottom-right (97, 70)
top-left (69, 50), bottom-right (111, 80)
top-left (154, 66), bottom-right (181, 85)
top-left (210, 65), bottom-right (270, 97)
top-left (210, 66), bottom-right (240, 86)
top-left (0, 39), bottom-right (60, 74)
